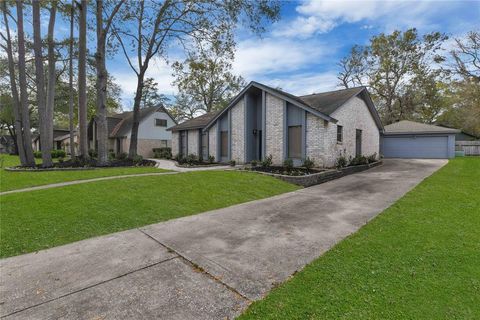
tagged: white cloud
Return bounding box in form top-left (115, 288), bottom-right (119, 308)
top-left (254, 71), bottom-right (341, 96)
top-left (274, 0), bottom-right (451, 38)
top-left (232, 37), bottom-right (334, 79)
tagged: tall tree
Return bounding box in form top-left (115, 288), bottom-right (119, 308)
top-left (32, 0), bottom-right (49, 165)
top-left (338, 29), bottom-right (447, 124)
top-left (1, 1), bottom-right (27, 163)
top-left (114, 0), bottom-right (280, 158)
top-left (95, 0), bottom-right (125, 165)
top-left (46, 1), bottom-right (58, 162)
top-left (172, 44), bottom-right (246, 114)
top-left (451, 31), bottom-right (480, 82)
top-left (77, 0), bottom-right (88, 158)
top-left (68, 1), bottom-right (76, 157)
top-left (15, 0), bottom-right (35, 166)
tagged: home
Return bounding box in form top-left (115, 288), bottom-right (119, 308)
top-left (88, 105), bottom-right (176, 158)
top-left (168, 81), bottom-right (383, 167)
top-left (0, 135), bottom-right (16, 154)
top-left (32, 128), bottom-right (71, 152)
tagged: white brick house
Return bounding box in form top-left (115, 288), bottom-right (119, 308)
top-left (168, 82), bottom-right (383, 168)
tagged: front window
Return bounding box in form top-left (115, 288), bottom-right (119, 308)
top-left (220, 131), bottom-right (228, 157)
top-left (288, 125), bottom-right (302, 158)
top-left (155, 119), bottom-right (167, 127)
top-left (337, 125), bottom-right (343, 143)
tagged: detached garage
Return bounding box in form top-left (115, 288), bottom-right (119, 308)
top-left (381, 120), bottom-right (459, 159)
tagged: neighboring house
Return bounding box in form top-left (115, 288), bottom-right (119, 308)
top-left (54, 131), bottom-right (79, 155)
top-left (0, 135), bottom-right (15, 154)
top-left (168, 81), bottom-right (383, 167)
top-left (381, 120), bottom-right (459, 159)
top-left (88, 105), bottom-right (176, 158)
top-left (454, 131), bottom-right (479, 142)
top-left (32, 129), bottom-right (71, 152)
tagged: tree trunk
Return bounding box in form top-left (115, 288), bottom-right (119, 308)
top-left (95, 0), bottom-right (108, 165)
top-left (32, 0), bottom-right (52, 167)
top-left (128, 73), bottom-right (145, 158)
top-left (16, 0), bottom-right (35, 167)
top-left (2, 1), bottom-right (27, 164)
top-left (7, 126), bottom-right (18, 155)
top-left (45, 2), bottom-right (57, 163)
top-left (78, 0), bottom-right (89, 158)
top-left (68, 1), bottom-right (76, 157)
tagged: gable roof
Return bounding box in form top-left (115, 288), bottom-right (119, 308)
top-left (203, 81), bottom-right (383, 131)
top-left (384, 120), bottom-right (460, 135)
top-left (298, 87), bottom-right (366, 115)
top-left (168, 111), bottom-right (220, 132)
top-left (95, 105), bottom-right (176, 138)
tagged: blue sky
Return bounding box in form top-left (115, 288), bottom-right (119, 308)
top-left (3, 1), bottom-right (479, 110)
top-left (108, 0), bottom-right (479, 109)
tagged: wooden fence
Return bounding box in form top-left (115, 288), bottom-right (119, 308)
top-left (456, 141), bottom-right (480, 156)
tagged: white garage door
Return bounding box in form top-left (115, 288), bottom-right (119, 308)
top-left (382, 135), bottom-right (449, 159)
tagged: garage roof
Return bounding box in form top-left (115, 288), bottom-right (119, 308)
top-left (384, 120), bottom-right (460, 135)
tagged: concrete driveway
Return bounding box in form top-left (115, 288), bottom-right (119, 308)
top-left (0, 159), bottom-right (447, 319)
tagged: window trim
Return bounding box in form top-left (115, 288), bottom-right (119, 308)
top-left (337, 125), bottom-right (343, 144)
top-left (155, 118), bottom-right (168, 127)
top-left (287, 125), bottom-right (302, 159)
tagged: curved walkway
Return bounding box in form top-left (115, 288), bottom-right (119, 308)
top-left (150, 159), bottom-right (231, 172)
top-left (1, 160), bottom-right (230, 196)
top-left (0, 172), bottom-right (178, 196)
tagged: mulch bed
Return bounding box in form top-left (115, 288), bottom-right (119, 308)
top-left (6, 158), bottom-right (156, 171)
top-left (247, 166), bottom-right (324, 176)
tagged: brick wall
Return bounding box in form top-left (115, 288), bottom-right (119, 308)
top-left (171, 131), bottom-right (179, 157)
top-left (265, 93), bottom-right (284, 165)
top-left (187, 130), bottom-right (199, 156)
top-left (305, 113), bottom-right (327, 167)
top-left (323, 96), bottom-right (380, 167)
top-left (230, 98), bottom-right (245, 163)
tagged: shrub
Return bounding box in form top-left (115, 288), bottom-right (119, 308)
top-left (261, 154), bottom-right (273, 168)
top-left (302, 157), bottom-right (315, 170)
top-left (185, 154), bottom-right (198, 166)
top-left (176, 155), bottom-right (186, 164)
top-left (283, 158), bottom-right (294, 172)
top-left (116, 152), bottom-right (127, 160)
top-left (153, 147), bottom-right (172, 159)
top-left (54, 150), bottom-right (66, 158)
top-left (335, 155), bottom-right (348, 169)
top-left (108, 152), bottom-right (116, 160)
top-left (132, 155), bottom-right (143, 165)
top-left (208, 155), bottom-right (215, 164)
top-left (88, 149), bottom-right (98, 158)
top-left (250, 160), bottom-right (258, 167)
top-left (58, 157), bottom-right (64, 163)
top-left (34, 151), bottom-right (42, 159)
top-left (229, 160), bottom-right (236, 167)
top-left (349, 155), bottom-right (368, 166)
top-left (367, 153), bottom-right (377, 163)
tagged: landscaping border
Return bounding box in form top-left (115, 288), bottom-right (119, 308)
top-left (252, 161), bottom-right (382, 187)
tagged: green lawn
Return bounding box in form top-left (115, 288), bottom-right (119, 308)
top-left (0, 171), bottom-right (299, 258)
top-left (239, 157), bottom-right (480, 319)
top-left (0, 155), bottom-right (166, 192)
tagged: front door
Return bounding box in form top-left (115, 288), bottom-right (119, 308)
top-left (356, 129), bottom-right (362, 157)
